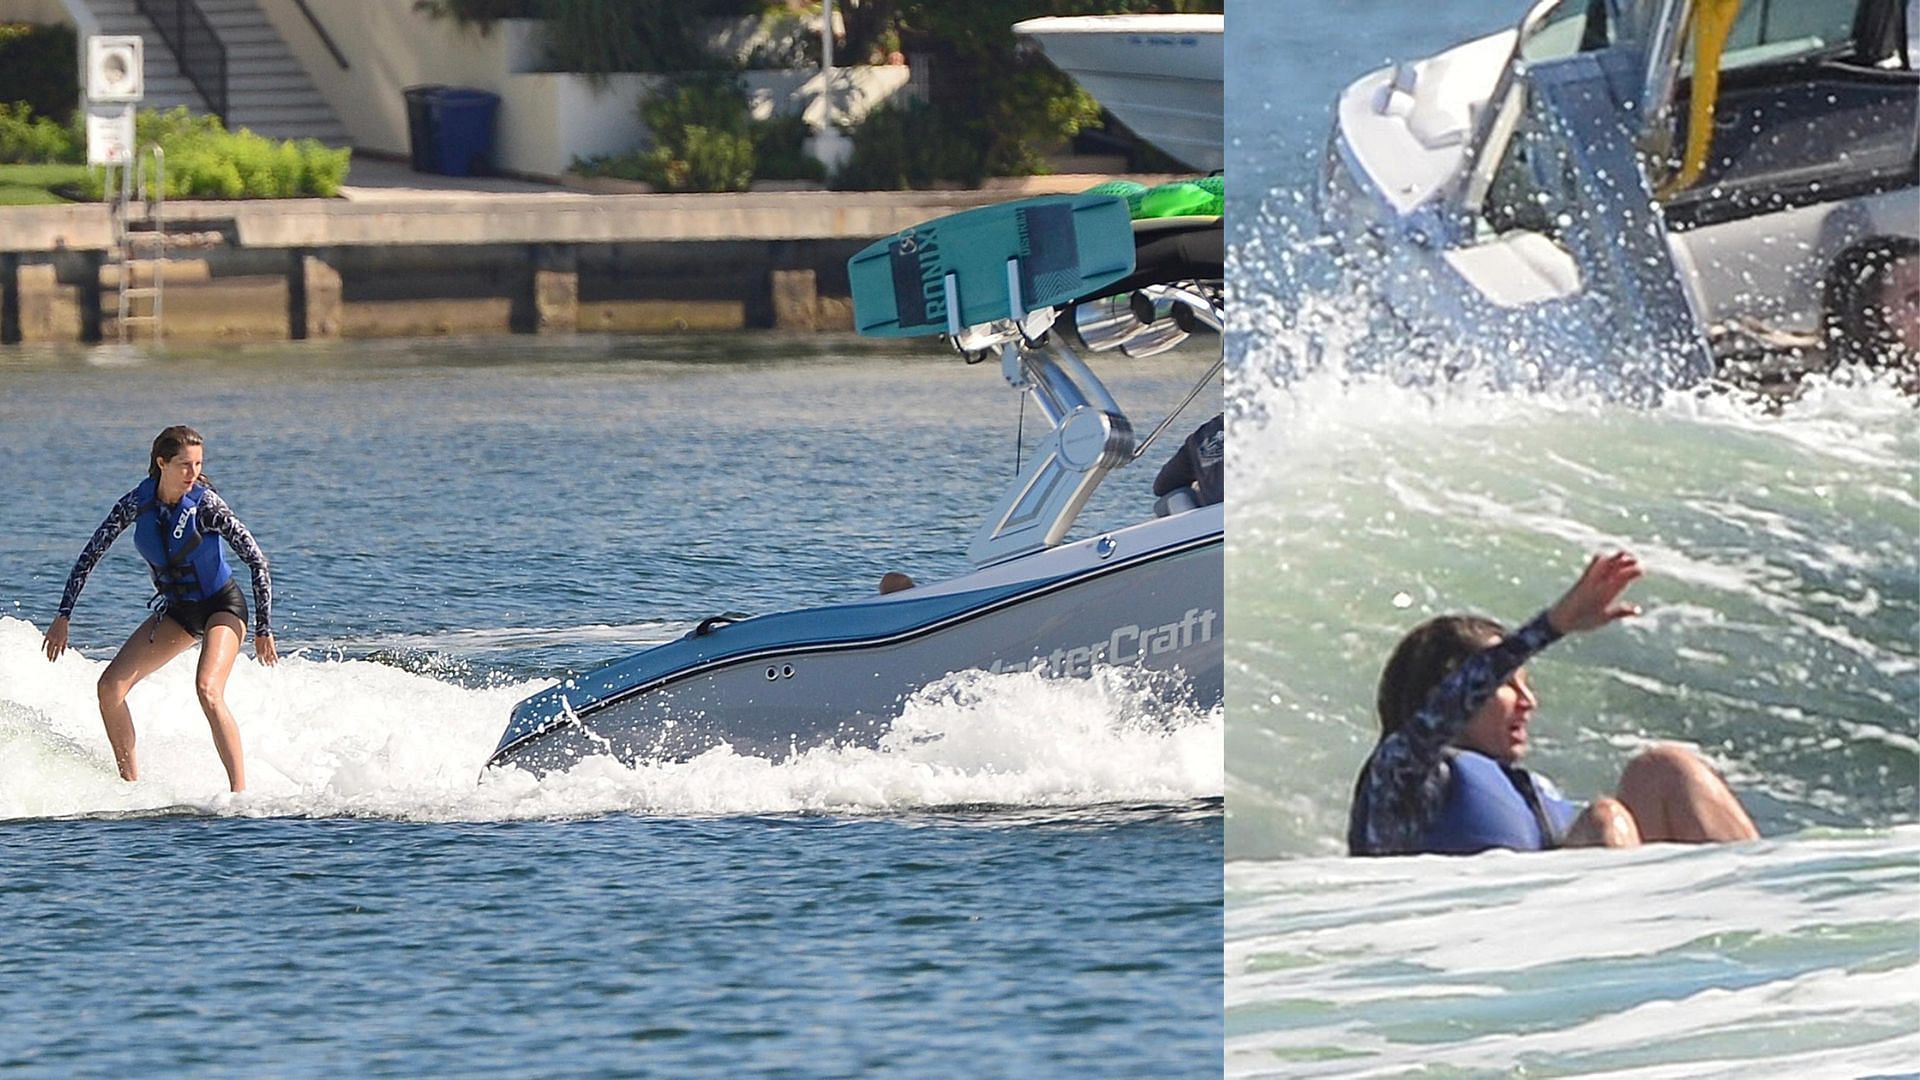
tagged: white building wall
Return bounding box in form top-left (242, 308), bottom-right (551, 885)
top-left (11, 0), bottom-right (912, 178)
top-left (252, 0), bottom-right (910, 177)
top-left (252, 0), bottom-right (539, 160)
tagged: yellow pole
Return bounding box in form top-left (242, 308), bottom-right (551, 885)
top-left (1657, 0), bottom-right (1742, 198)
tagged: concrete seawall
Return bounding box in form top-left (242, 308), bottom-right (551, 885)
top-left (0, 177), bottom-right (1177, 344)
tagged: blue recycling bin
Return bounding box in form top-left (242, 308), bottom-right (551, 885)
top-left (402, 85), bottom-right (499, 177)
top-left (430, 87), bottom-right (500, 178)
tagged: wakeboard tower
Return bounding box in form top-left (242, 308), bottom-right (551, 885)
top-left (488, 185), bottom-right (1225, 773)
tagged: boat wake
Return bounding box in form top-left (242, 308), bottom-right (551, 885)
top-left (1227, 828), bottom-right (1920, 1077)
top-left (0, 615), bottom-right (1221, 823)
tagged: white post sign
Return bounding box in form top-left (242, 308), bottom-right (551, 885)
top-left (87, 102), bottom-right (136, 166)
top-left (85, 35), bottom-right (144, 166)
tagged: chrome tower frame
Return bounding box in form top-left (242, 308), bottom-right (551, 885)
top-left (960, 276), bottom-right (1224, 568)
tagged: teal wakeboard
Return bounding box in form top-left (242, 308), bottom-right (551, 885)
top-left (849, 193), bottom-right (1135, 337)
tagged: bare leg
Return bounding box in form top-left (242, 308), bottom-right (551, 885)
top-left (196, 615), bottom-right (248, 793)
top-left (97, 614), bottom-right (200, 781)
top-left (1564, 796), bottom-right (1643, 848)
top-left (1615, 743), bottom-right (1759, 843)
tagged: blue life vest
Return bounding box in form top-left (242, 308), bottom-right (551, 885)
top-left (131, 477), bottom-right (233, 605)
top-left (1421, 749), bottom-right (1579, 855)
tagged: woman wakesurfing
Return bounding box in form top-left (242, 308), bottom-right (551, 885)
top-left (43, 425), bottom-right (277, 793)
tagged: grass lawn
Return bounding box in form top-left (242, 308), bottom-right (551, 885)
top-left (0, 163), bottom-right (89, 205)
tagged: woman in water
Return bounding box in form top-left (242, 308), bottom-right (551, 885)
top-left (1349, 550), bottom-right (1758, 856)
top-left (42, 425), bottom-right (276, 793)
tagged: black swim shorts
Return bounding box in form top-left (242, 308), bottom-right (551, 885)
top-left (164, 579), bottom-right (249, 639)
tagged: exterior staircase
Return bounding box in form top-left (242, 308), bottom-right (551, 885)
top-left (83, 0), bottom-right (351, 146)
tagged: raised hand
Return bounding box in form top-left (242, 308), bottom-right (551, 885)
top-left (1547, 551), bottom-right (1644, 635)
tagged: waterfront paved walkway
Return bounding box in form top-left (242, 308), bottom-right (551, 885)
top-left (336, 157), bottom-right (584, 201)
top-left (2, 159), bottom-right (1184, 251)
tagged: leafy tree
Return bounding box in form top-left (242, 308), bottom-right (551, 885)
top-left (637, 74), bottom-right (756, 191)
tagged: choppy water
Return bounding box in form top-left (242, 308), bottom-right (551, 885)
top-left (0, 335), bottom-right (1223, 1075)
top-left (1226, 831), bottom-right (1920, 1078)
top-left (1225, 0), bottom-right (1919, 1074)
top-left (1228, 376), bottom-right (1919, 854)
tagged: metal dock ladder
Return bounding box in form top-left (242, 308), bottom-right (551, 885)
top-left (108, 146), bottom-right (165, 343)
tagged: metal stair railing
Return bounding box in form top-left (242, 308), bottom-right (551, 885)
top-left (291, 0), bottom-right (349, 70)
top-left (133, 0), bottom-right (228, 124)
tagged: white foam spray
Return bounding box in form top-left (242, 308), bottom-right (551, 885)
top-left (0, 616), bottom-right (1221, 822)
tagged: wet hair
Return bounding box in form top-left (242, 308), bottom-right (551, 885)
top-left (1826, 237), bottom-right (1919, 369)
top-left (1375, 615), bottom-right (1506, 738)
top-left (148, 425), bottom-right (212, 489)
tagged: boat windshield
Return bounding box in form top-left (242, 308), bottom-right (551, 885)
top-left (1517, 0), bottom-right (1628, 61)
top-left (1693, 0), bottom-right (1869, 73)
top-left (1642, 0), bottom-right (1912, 193)
top-left (1642, 0), bottom-right (1899, 118)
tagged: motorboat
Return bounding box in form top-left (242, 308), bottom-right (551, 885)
top-left (488, 191), bottom-right (1224, 772)
top-left (1015, 14), bottom-right (1224, 172)
top-left (1317, 0), bottom-right (1918, 391)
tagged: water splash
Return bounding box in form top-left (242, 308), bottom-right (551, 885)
top-left (1225, 346), bottom-right (1918, 859)
top-left (0, 616), bottom-right (1221, 823)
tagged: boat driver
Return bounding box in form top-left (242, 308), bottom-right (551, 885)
top-left (1153, 413), bottom-right (1223, 507)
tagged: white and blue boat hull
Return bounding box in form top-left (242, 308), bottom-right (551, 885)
top-left (488, 508), bottom-right (1222, 772)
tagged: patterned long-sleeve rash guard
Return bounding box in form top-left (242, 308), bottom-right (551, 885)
top-left (1347, 612), bottom-right (1561, 856)
top-left (57, 487), bottom-right (274, 637)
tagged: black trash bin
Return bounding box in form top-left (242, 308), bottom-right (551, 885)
top-left (430, 88), bottom-right (501, 178)
top-left (402, 84), bottom-right (447, 173)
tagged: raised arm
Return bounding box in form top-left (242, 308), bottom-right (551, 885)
top-left (1354, 551), bottom-right (1644, 854)
top-left (1356, 613), bottom-right (1561, 852)
top-left (45, 491), bottom-right (145, 659)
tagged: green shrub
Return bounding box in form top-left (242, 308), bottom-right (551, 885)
top-left (631, 75), bottom-right (755, 191)
top-left (227, 134), bottom-right (281, 197)
top-left (577, 80), bottom-right (825, 189)
top-left (0, 23), bottom-right (78, 124)
top-left (833, 100), bottom-right (984, 191)
top-left (301, 139), bottom-right (351, 197)
top-left (678, 123), bottom-right (754, 190)
top-left (0, 101), bottom-right (79, 164)
top-left (71, 107), bottom-right (352, 199)
top-left (642, 72), bottom-right (751, 142)
top-left (750, 111), bottom-right (824, 183)
top-left (168, 144), bottom-right (246, 199)
top-left (974, 60), bottom-right (1104, 177)
top-left (133, 106), bottom-right (225, 147)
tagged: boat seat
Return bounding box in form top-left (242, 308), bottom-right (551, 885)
top-left (1154, 487), bottom-right (1200, 518)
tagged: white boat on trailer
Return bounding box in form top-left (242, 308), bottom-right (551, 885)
top-left (1015, 14), bottom-right (1225, 172)
top-left (488, 193), bottom-right (1225, 772)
